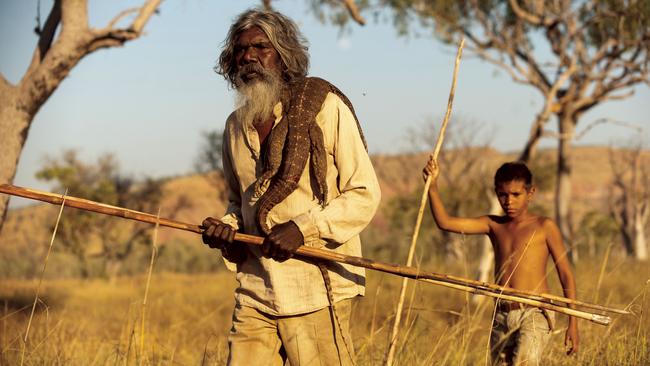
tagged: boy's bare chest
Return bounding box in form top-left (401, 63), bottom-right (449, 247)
top-left (491, 220), bottom-right (546, 255)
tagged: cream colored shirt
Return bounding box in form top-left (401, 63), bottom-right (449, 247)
top-left (220, 92), bottom-right (381, 316)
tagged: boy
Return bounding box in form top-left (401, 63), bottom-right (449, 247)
top-left (422, 157), bottom-right (579, 365)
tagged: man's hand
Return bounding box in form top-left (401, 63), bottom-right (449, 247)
top-left (262, 221), bottom-right (304, 262)
top-left (422, 155), bottom-right (440, 183)
top-left (201, 217), bottom-right (246, 263)
top-left (565, 321), bottom-right (579, 355)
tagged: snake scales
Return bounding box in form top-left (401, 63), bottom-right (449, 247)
top-left (251, 77), bottom-right (364, 363)
top-left (255, 76), bottom-right (367, 234)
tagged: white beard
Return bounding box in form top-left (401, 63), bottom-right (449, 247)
top-left (235, 75), bottom-right (283, 128)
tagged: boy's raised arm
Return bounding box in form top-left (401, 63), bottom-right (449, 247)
top-left (545, 218), bottom-right (580, 356)
top-left (422, 156), bottom-right (490, 235)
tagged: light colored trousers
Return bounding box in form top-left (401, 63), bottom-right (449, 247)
top-left (490, 307), bottom-right (554, 366)
top-left (227, 298), bottom-right (355, 366)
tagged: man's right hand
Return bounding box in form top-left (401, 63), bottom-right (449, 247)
top-left (201, 217), bottom-right (247, 263)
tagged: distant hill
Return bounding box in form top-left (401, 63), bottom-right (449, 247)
top-left (1, 146), bottom-right (646, 276)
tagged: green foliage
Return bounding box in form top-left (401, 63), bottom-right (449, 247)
top-left (36, 150), bottom-right (164, 279)
top-left (118, 239), bottom-right (224, 275)
top-left (195, 129), bottom-right (224, 174)
top-left (528, 155), bottom-right (556, 193)
top-left (576, 209), bottom-right (620, 256)
top-left (154, 240), bottom-right (224, 273)
top-left (583, 0), bottom-right (650, 47)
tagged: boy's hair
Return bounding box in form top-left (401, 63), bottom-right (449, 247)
top-left (494, 161), bottom-right (533, 190)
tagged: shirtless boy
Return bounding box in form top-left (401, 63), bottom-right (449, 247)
top-left (422, 157), bottom-right (579, 365)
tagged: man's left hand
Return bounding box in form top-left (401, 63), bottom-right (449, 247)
top-left (262, 221), bottom-right (304, 262)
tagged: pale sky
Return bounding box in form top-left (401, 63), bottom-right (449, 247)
top-left (2, 1), bottom-right (648, 208)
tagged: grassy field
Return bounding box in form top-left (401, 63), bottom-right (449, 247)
top-left (1, 256), bottom-right (648, 366)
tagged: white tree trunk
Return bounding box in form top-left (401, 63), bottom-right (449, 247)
top-left (634, 212), bottom-right (648, 261)
top-left (472, 193), bottom-right (500, 305)
top-left (556, 115), bottom-right (576, 262)
top-left (445, 235), bottom-right (466, 262)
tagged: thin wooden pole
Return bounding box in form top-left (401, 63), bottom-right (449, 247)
top-left (0, 183), bottom-right (625, 322)
top-left (139, 207), bottom-right (160, 365)
top-left (20, 189), bottom-right (67, 366)
top-left (385, 38), bottom-right (465, 366)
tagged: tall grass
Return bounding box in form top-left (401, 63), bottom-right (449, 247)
top-left (1, 257), bottom-right (648, 365)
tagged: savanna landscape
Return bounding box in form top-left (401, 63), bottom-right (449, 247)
top-left (1, 147), bottom-right (649, 365)
top-left (1, 1), bottom-right (649, 365)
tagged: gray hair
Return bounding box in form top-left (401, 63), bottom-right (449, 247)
top-left (216, 8), bottom-right (310, 88)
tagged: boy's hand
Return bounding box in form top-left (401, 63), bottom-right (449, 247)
top-left (564, 321), bottom-right (579, 355)
top-left (422, 155), bottom-right (440, 183)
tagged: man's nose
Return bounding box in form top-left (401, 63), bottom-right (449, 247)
top-left (242, 47), bottom-right (258, 63)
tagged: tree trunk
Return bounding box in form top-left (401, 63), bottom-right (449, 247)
top-left (444, 234), bottom-right (465, 263)
top-left (105, 258), bottom-right (123, 283)
top-left (634, 212), bottom-right (648, 261)
top-left (556, 114), bottom-right (576, 262)
top-left (0, 96), bottom-right (33, 232)
top-left (472, 193), bottom-right (500, 305)
top-left (620, 220), bottom-right (635, 256)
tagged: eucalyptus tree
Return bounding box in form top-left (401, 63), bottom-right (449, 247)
top-left (315, 0), bottom-right (650, 254)
top-left (0, 0), bottom-right (161, 231)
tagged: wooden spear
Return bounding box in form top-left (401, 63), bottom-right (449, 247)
top-left (0, 183), bottom-right (625, 325)
top-left (385, 38), bottom-right (465, 366)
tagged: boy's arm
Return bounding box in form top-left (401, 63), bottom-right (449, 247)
top-left (545, 218), bottom-right (580, 355)
top-left (422, 156), bottom-right (490, 235)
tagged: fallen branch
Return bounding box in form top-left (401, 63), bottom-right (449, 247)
top-left (0, 183), bottom-right (626, 326)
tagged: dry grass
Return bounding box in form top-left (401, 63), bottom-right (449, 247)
top-left (1, 256), bottom-right (648, 366)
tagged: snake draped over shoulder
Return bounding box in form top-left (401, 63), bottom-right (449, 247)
top-left (255, 77), bottom-right (367, 234)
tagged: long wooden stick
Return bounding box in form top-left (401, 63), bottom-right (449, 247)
top-left (0, 183), bottom-right (625, 324)
top-left (419, 278), bottom-right (611, 325)
top-left (385, 38), bottom-right (465, 366)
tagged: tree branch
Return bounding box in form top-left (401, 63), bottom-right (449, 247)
top-left (508, 0), bottom-right (557, 26)
top-left (88, 0), bottom-right (161, 52)
top-left (466, 3), bottom-right (552, 93)
top-left (107, 7), bottom-right (140, 29)
top-left (16, 0), bottom-right (162, 119)
top-left (543, 118), bottom-right (643, 141)
top-left (518, 108), bottom-right (550, 162)
top-left (131, 0), bottom-right (161, 33)
top-left (24, 0), bottom-right (62, 81)
top-left (464, 44), bottom-right (529, 85)
top-left (340, 0), bottom-right (366, 26)
top-left (60, 0), bottom-right (89, 37)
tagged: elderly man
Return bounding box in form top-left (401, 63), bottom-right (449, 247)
top-left (201, 8), bottom-right (381, 366)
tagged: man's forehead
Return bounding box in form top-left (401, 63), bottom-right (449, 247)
top-left (236, 26), bottom-right (269, 43)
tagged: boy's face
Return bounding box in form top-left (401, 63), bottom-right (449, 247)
top-left (495, 180), bottom-right (534, 218)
